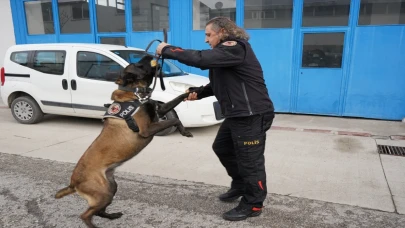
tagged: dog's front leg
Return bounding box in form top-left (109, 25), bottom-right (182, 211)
top-left (139, 119), bottom-right (193, 138)
top-left (156, 93), bottom-right (189, 117)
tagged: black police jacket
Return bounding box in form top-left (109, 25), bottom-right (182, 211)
top-left (161, 39), bottom-right (274, 118)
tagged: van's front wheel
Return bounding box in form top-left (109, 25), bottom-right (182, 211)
top-left (155, 110), bottom-right (178, 136)
top-left (11, 96), bottom-right (44, 124)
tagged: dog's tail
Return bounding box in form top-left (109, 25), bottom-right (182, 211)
top-left (55, 185), bottom-right (76, 199)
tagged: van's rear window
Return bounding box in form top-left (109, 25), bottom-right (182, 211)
top-left (10, 52), bottom-right (29, 66)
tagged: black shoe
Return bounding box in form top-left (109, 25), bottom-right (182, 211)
top-left (222, 205), bottom-right (262, 221)
top-left (219, 189), bottom-right (244, 202)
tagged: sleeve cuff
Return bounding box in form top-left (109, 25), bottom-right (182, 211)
top-left (161, 45), bottom-right (175, 56)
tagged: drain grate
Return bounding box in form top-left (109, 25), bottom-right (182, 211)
top-left (377, 145), bottom-right (405, 157)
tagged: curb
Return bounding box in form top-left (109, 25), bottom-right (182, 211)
top-left (1, 105), bottom-right (404, 141)
top-left (271, 126), bottom-right (405, 141)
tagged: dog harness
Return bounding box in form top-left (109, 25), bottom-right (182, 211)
top-left (103, 101), bottom-right (142, 132)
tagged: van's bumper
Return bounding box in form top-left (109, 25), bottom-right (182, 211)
top-left (176, 96), bottom-right (224, 127)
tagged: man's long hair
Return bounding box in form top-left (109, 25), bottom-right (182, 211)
top-left (206, 17), bottom-right (250, 41)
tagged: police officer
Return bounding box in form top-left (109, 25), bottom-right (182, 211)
top-left (156, 17), bottom-right (275, 221)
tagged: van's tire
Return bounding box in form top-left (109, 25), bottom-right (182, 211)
top-left (155, 110), bottom-right (178, 136)
top-left (11, 96), bottom-right (44, 124)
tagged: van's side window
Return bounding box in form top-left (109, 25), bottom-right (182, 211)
top-left (77, 52), bottom-right (123, 82)
top-left (10, 52), bottom-right (30, 66)
top-left (33, 51), bottom-right (66, 75)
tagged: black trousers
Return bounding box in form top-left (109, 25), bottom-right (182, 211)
top-left (212, 111), bottom-right (274, 208)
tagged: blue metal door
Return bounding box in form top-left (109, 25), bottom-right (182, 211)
top-left (295, 32), bottom-right (346, 115)
top-left (93, 0), bottom-right (128, 46)
top-left (292, 0), bottom-right (353, 116)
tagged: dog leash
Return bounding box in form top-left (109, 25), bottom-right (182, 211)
top-left (144, 28), bottom-right (168, 97)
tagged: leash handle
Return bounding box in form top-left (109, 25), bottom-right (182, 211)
top-left (159, 62), bottom-right (166, 91)
top-left (144, 39), bottom-right (162, 53)
top-left (159, 28), bottom-right (167, 91)
top-left (163, 28), bottom-right (167, 43)
top-left (144, 28), bottom-right (167, 53)
top-left (148, 28), bottom-right (168, 95)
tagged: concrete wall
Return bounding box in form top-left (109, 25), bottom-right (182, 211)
top-left (0, 0), bottom-right (16, 68)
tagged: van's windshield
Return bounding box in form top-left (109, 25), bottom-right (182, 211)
top-left (110, 50), bottom-right (187, 77)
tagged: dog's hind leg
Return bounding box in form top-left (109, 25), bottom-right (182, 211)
top-left (77, 183), bottom-right (113, 227)
top-left (80, 194), bottom-right (114, 227)
top-left (96, 201), bottom-right (123, 220)
top-left (96, 205), bottom-right (123, 220)
top-left (96, 170), bottom-right (123, 220)
top-left (80, 206), bottom-right (103, 228)
top-left (173, 120), bottom-right (193, 137)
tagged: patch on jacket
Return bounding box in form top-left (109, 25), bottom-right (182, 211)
top-left (243, 140), bottom-right (260, 146)
top-left (222, 41), bottom-right (237, 46)
top-left (170, 48), bottom-right (184, 52)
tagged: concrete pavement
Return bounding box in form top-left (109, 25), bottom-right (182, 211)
top-left (273, 114), bottom-right (405, 138)
top-left (2, 152), bottom-right (405, 228)
top-left (1, 97), bottom-right (405, 225)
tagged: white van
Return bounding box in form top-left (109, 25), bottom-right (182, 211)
top-left (0, 43), bottom-right (223, 135)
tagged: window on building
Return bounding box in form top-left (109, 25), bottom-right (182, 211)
top-left (117, 0), bottom-right (125, 14)
top-left (244, 0), bottom-right (293, 28)
top-left (359, 0), bottom-right (405, 25)
top-left (33, 51), bottom-right (66, 75)
top-left (302, 33), bottom-right (345, 68)
top-left (24, 0), bottom-right (55, 34)
top-left (302, 0), bottom-right (351, 27)
top-left (58, 0), bottom-right (91, 34)
top-left (10, 52), bottom-right (30, 66)
top-left (100, 37), bottom-right (126, 45)
top-left (77, 52), bottom-right (123, 82)
top-left (95, 0), bottom-right (126, 32)
top-left (72, 1), bottom-right (90, 20)
top-left (131, 0), bottom-right (169, 31)
top-left (192, 0), bottom-right (236, 30)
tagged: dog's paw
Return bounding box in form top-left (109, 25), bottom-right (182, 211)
top-left (97, 211), bottom-right (123, 220)
top-left (109, 212), bottom-right (123, 220)
top-left (181, 131), bottom-right (193, 138)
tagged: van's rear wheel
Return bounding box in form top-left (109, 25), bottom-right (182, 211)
top-left (11, 96), bottom-right (44, 124)
top-left (155, 110), bottom-right (178, 136)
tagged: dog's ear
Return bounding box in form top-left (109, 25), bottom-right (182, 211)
top-left (137, 55), bottom-right (159, 71)
top-left (137, 55), bottom-right (154, 66)
top-left (124, 63), bottom-right (144, 76)
top-left (115, 74), bottom-right (124, 85)
top-left (121, 64), bottom-right (147, 87)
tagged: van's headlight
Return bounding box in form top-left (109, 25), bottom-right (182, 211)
top-left (169, 81), bottom-right (195, 93)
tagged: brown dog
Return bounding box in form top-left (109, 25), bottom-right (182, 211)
top-left (55, 55), bottom-right (192, 228)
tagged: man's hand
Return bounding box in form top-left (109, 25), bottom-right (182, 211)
top-left (184, 90), bottom-right (198, 101)
top-left (156, 42), bottom-right (170, 55)
top-left (184, 86), bottom-right (204, 101)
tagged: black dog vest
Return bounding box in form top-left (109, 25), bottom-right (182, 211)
top-left (103, 101), bottom-right (142, 132)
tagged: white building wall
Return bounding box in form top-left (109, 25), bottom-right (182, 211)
top-left (0, 0), bottom-right (16, 68)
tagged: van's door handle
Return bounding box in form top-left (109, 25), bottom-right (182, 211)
top-left (62, 79), bottom-right (68, 90)
top-left (71, 80), bottom-right (77, 90)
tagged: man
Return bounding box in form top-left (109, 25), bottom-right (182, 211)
top-left (156, 17), bottom-right (275, 221)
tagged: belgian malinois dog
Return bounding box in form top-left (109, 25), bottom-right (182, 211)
top-left (54, 55), bottom-right (193, 228)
